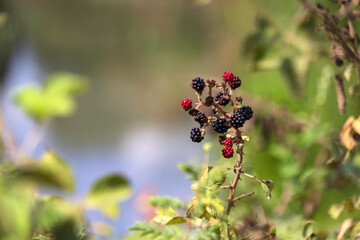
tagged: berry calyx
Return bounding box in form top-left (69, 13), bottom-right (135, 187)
top-left (194, 112), bottom-right (207, 126)
top-left (230, 111), bottom-right (246, 128)
top-left (222, 146), bottom-right (234, 158)
top-left (191, 77), bottom-right (205, 93)
top-left (181, 98), bottom-right (192, 110)
top-left (229, 76), bottom-right (241, 89)
top-left (213, 118), bottom-right (229, 133)
top-left (215, 92), bottom-right (230, 106)
top-left (223, 71), bottom-right (234, 82)
top-left (239, 106), bottom-right (253, 120)
top-left (190, 127), bottom-right (204, 143)
top-left (223, 138), bottom-right (233, 147)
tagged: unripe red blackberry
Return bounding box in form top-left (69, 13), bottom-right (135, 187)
top-left (239, 105), bottom-right (253, 120)
top-left (191, 77), bottom-right (205, 92)
top-left (181, 98), bottom-right (192, 110)
top-left (223, 138), bottom-right (233, 147)
top-left (194, 112), bottom-right (207, 126)
top-left (229, 76), bottom-right (241, 89)
top-left (222, 146), bottom-right (234, 158)
top-left (223, 71), bottom-right (234, 82)
top-left (212, 118), bottom-right (229, 133)
top-left (190, 127), bottom-right (204, 143)
top-left (215, 92), bottom-right (229, 106)
top-left (230, 111), bottom-right (246, 128)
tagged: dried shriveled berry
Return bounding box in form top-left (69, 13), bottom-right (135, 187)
top-left (222, 146), bottom-right (234, 158)
top-left (190, 128), bottom-right (204, 143)
top-left (181, 98), bottom-right (192, 110)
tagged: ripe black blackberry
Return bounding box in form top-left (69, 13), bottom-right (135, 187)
top-left (190, 128), bottom-right (204, 143)
top-left (194, 112), bottom-right (207, 125)
top-left (335, 57), bottom-right (343, 66)
top-left (215, 92), bottom-right (229, 106)
top-left (230, 112), bottom-right (246, 128)
top-left (191, 77), bottom-right (205, 92)
top-left (239, 106), bottom-right (253, 120)
top-left (212, 118), bottom-right (229, 133)
top-left (229, 76), bottom-right (241, 89)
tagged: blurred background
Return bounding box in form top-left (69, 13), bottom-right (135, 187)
top-left (1, 0), bottom-right (360, 239)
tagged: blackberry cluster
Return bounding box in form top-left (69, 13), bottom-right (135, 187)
top-left (229, 76), bottom-right (241, 90)
top-left (215, 92), bottom-right (229, 106)
top-left (212, 118), bottom-right (229, 133)
top-left (191, 77), bottom-right (205, 92)
top-left (181, 71), bottom-right (254, 158)
top-left (190, 128), bottom-right (204, 143)
top-left (239, 106), bottom-right (253, 120)
top-left (194, 112), bottom-right (207, 125)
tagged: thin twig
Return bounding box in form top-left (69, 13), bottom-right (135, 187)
top-left (233, 192), bottom-right (255, 202)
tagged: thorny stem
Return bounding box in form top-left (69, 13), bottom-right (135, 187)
top-left (225, 129), bottom-right (245, 216)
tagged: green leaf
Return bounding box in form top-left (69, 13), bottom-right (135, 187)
top-left (148, 196), bottom-right (187, 209)
top-left (178, 163), bottom-right (201, 181)
top-left (86, 174), bottom-right (131, 219)
top-left (15, 72), bottom-right (87, 122)
top-left (15, 151), bottom-right (75, 192)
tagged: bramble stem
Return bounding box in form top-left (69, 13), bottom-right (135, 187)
top-left (224, 128), bottom-right (246, 216)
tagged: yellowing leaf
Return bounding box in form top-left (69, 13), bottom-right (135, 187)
top-left (153, 207), bottom-right (177, 225)
top-left (352, 117), bottom-right (360, 135)
top-left (340, 116), bottom-right (356, 150)
top-left (328, 203), bottom-right (344, 219)
top-left (164, 216), bottom-right (187, 225)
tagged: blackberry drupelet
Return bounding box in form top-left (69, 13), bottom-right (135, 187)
top-left (191, 77), bottom-right (205, 92)
top-left (212, 118), bottom-right (229, 133)
top-left (215, 92), bottom-right (229, 106)
top-left (230, 111), bottom-right (246, 128)
top-left (229, 76), bottom-right (241, 89)
top-left (239, 105), bottom-right (253, 120)
top-left (194, 112), bottom-right (207, 125)
top-left (190, 128), bottom-right (204, 143)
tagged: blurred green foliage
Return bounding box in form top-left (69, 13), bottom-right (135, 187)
top-left (0, 74), bottom-right (131, 240)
